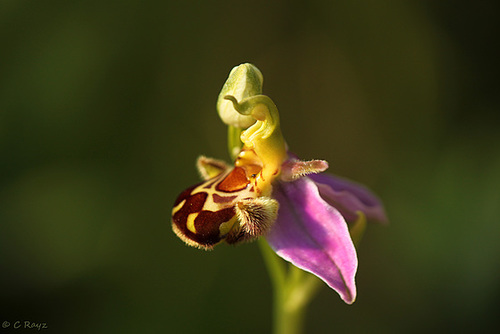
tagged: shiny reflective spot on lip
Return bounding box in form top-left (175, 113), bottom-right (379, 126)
top-left (216, 167), bottom-right (249, 193)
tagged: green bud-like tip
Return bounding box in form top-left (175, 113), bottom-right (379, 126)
top-left (217, 63), bottom-right (263, 128)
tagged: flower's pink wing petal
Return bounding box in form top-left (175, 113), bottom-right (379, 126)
top-left (266, 177), bottom-right (357, 304)
top-left (309, 173), bottom-right (388, 224)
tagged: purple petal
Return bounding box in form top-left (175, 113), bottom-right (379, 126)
top-left (266, 177), bottom-right (357, 304)
top-left (309, 173), bottom-right (388, 224)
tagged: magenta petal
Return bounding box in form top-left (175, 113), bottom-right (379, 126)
top-left (266, 177), bottom-right (358, 304)
top-left (310, 173), bottom-right (388, 224)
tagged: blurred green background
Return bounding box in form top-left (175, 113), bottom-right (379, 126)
top-left (1, 1), bottom-right (499, 333)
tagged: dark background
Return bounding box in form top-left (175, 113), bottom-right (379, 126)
top-left (1, 1), bottom-right (499, 333)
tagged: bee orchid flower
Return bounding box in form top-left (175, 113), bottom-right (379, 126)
top-left (171, 63), bottom-right (387, 304)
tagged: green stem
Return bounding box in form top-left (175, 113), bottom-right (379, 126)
top-left (227, 126), bottom-right (242, 161)
top-left (259, 239), bottom-right (322, 334)
top-left (228, 123), bottom-right (321, 334)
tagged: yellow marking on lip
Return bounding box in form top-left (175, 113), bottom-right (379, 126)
top-left (172, 200), bottom-right (185, 215)
top-left (219, 216), bottom-right (238, 237)
top-left (186, 213), bottom-right (197, 233)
